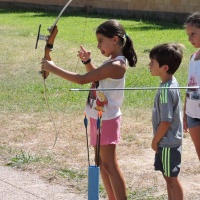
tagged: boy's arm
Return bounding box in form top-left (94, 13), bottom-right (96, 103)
top-left (152, 121), bottom-right (171, 152)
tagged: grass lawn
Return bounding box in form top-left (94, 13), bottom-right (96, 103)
top-left (0, 8), bottom-right (195, 112)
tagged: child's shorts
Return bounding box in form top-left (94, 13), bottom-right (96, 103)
top-left (89, 116), bottom-right (121, 146)
top-left (154, 146), bottom-right (182, 177)
top-left (187, 115), bottom-right (200, 128)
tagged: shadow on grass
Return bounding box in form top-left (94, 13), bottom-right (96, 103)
top-left (0, 6), bottom-right (183, 31)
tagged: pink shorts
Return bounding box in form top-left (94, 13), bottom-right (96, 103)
top-left (89, 116), bottom-right (121, 146)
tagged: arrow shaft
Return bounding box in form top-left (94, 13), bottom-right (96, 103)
top-left (70, 86), bottom-right (200, 91)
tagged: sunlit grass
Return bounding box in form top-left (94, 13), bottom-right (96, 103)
top-left (0, 8), bottom-right (194, 113)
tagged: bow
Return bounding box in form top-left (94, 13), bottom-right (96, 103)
top-left (35, 0), bottom-right (73, 146)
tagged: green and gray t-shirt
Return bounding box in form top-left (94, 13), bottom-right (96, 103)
top-left (152, 76), bottom-right (183, 148)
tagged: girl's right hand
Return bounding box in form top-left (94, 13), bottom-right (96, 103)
top-left (78, 45), bottom-right (91, 62)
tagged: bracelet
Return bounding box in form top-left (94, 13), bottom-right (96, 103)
top-left (82, 58), bottom-right (91, 65)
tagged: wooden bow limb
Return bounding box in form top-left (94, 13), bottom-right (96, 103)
top-left (42, 26), bottom-right (58, 79)
top-left (36, 0), bottom-right (73, 147)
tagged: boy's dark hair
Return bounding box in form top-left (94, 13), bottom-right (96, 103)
top-left (149, 43), bottom-right (184, 74)
top-left (96, 19), bottom-right (137, 67)
top-left (184, 12), bottom-right (200, 28)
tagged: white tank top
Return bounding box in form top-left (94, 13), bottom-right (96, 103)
top-left (85, 56), bottom-right (126, 120)
top-left (186, 53), bottom-right (200, 118)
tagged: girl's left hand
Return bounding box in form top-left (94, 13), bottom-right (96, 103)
top-left (78, 45), bottom-right (91, 62)
top-left (41, 58), bottom-right (56, 72)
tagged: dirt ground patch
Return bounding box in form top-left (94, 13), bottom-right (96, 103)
top-left (0, 111), bottom-right (199, 199)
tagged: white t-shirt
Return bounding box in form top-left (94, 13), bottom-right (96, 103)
top-left (186, 53), bottom-right (200, 118)
top-left (85, 56), bottom-right (126, 120)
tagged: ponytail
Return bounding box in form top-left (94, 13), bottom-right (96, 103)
top-left (122, 35), bottom-right (137, 67)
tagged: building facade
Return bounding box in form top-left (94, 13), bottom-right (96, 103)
top-left (1, 0), bottom-right (200, 22)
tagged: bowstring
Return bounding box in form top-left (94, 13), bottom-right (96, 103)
top-left (81, 2), bottom-right (90, 165)
top-left (43, 2), bottom-right (90, 147)
top-left (74, 1), bottom-right (91, 166)
top-left (43, 79), bottom-right (59, 147)
top-left (74, 2), bottom-right (90, 72)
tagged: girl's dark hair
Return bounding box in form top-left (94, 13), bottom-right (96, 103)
top-left (184, 12), bottom-right (200, 28)
top-left (149, 43), bottom-right (184, 75)
top-left (96, 20), bottom-right (137, 67)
